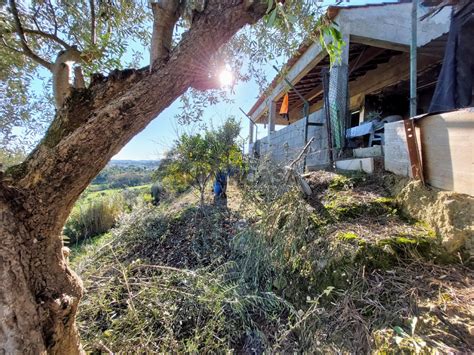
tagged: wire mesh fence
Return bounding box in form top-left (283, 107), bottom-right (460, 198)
top-left (327, 64), bottom-right (349, 151)
top-left (250, 63), bottom-right (350, 169)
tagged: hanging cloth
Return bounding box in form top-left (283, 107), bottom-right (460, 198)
top-left (280, 93), bottom-right (290, 123)
top-left (429, 2), bottom-right (474, 112)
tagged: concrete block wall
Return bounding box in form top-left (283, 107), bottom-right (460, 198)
top-left (255, 109), bottom-right (329, 168)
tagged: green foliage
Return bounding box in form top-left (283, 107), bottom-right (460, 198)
top-left (92, 165), bottom-right (153, 190)
top-left (156, 117), bottom-right (243, 206)
top-left (164, 133), bottom-right (214, 201)
top-left (317, 18), bottom-right (345, 67)
top-left (175, 1), bottom-right (335, 124)
top-left (63, 193), bottom-right (125, 244)
top-left (263, 0), bottom-right (345, 66)
top-left (328, 174), bottom-right (353, 191)
top-left (64, 183), bottom-right (152, 245)
top-left (337, 231), bottom-right (360, 242)
top-left (0, 0), bottom-right (150, 151)
top-left (1, 0), bottom-right (346, 152)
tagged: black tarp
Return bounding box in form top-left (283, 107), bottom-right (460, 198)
top-left (429, 2), bottom-right (474, 112)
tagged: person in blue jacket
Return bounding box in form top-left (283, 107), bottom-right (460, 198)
top-left (213, 170), bottom-right (227, 204)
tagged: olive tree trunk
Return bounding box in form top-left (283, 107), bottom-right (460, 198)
top-left (0, 1), bottom-right (266, 352)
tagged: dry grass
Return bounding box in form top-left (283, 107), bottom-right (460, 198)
top-left (72, 197), bottom-right (296, 353)
top-left (295, 260), bottom-right (473, 353)
top-left (64, 193), bottom-right (126, 244)
top-left (239, 165), bottom-right (473, 353)
top-left (72, 167), bottom-right (473, 353)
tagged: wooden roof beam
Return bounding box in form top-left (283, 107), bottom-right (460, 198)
top-left (288, 45), bottom-right (388, 118)
top-left (349, 46), bottom-right (388, 75)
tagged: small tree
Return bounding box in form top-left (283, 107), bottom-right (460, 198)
top-left (212, 116), bottom-right (242, 168)
top-left (157, 117), bottom-right (242, 208)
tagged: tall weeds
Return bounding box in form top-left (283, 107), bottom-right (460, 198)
top-left (64, 193), bottom-right (125, 244)
top-left (72, 161), bottom-right (473, 353)
top-left (73, 204), bottom-right (299, 353)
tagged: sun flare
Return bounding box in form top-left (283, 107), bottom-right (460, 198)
top-left (218, 69), bottom-right (233, 87)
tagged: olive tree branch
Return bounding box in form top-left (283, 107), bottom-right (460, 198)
top-left (23, 28), bottom-right (72, 49)
top-left (8, 0), bottom-right (53, 70)
top-left (1, 27), bottom-right (71, 49)
top-left (47, 0), bottom-right (58, 36)
top-left (90, 0), bottom-right (97, 45)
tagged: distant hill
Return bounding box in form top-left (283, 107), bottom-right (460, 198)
top-left (90, 160), bottom-right (161, 190)
top-left (109, 160), bottom-right (161, 169)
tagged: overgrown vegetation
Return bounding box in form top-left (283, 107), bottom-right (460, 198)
top-left (64, 194), bottom-right (122, 245)
top-left (73, 203), bottom-right (292, 352)
top-left (62, 161), bottom-right (158, 245)
top-left (64, 184), bottom-right (153, 245)
top-left (72, 164), bottom-right (473, 353)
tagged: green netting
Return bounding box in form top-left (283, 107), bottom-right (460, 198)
top-left (327, 64), bottom-right (349, 149)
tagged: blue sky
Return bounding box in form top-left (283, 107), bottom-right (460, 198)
top-left (112, 38), bottom-right (275, 161)
top-left (113, 0), bottom-right (400, 160)
top-left (112, 64), bottom-right (275, 160)
top-left (16, 1), bottom-right (398, 161)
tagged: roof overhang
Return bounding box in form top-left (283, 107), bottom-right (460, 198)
top-left (247, 0), bottom-right (451, 125)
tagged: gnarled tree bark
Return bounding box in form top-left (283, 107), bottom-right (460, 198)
top-left (1, 1), bottom-right (266, 353)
